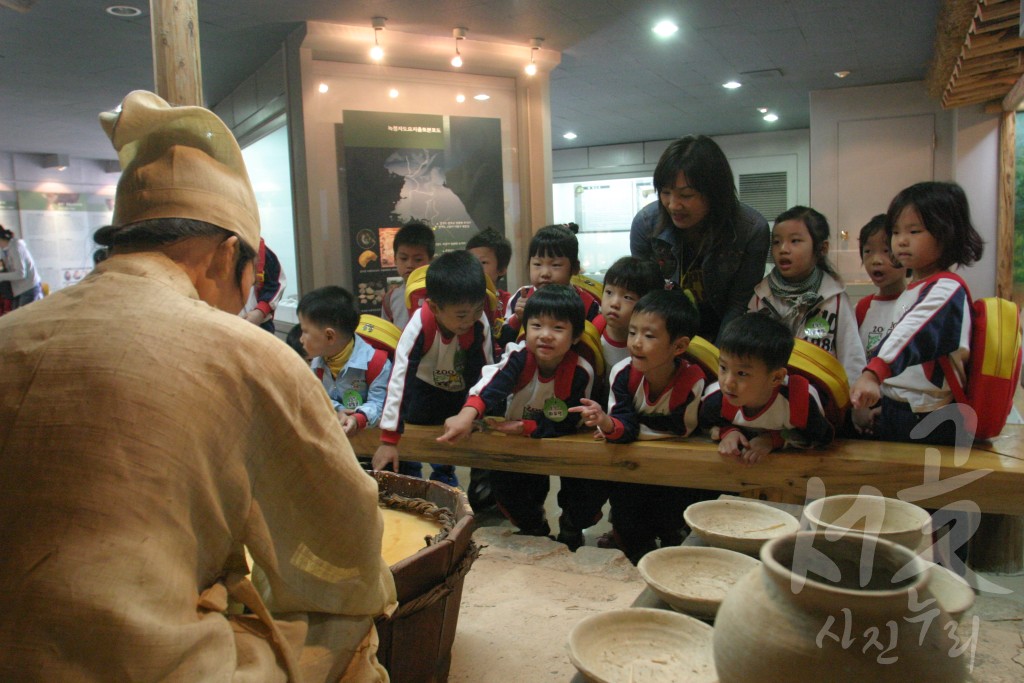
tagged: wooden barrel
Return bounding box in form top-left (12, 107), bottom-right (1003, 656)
top-left (372, 471), bottom-right (479, 683)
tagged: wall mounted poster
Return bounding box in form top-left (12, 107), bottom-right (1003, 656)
top-left (339, 110), bottom-right (505, 313)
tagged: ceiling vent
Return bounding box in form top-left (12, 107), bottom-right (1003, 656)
top-left (739, 68), bottom-right (784, 80)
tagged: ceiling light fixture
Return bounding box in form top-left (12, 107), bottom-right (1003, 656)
top-left (563, 132), bottom-right (577, 140)
top-left (105, 5), bottom-right (142, 18)
top-left (388, 88), bottom-right (399, 98)
top-left (757, 107), bottom-right (768, 113)
top-left (473, 93), bottom-right (490, 101)
top-left (652, 21), bottom-right (678, 37)
top-left (763, 113), bottom-right (779, 122)
top-left (524, 37), bottom-right (543, 76)
top-left (451, 27), bottom-right (467, 68)
top-left (370, 17), bottom-right (386, 62)
top-left (834, 70), bottom-right (850, 78)
top-left (723, 81), bottom-right (742, 89)
top-left (318, 83), bottom-right (329, 94)
top-left (456, 94), bottom-right (466, 103)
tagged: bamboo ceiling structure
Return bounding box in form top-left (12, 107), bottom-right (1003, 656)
top-left (930, 0), bottom-right (1024, 111)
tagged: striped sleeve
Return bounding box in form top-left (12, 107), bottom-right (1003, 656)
top-left (865, 277), bottom-right (968, 382)
top-left (378, 309), bottom-right (425, 443)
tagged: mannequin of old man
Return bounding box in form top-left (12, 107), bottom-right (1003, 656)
top-left (0, 91), bottom-right (396, 683)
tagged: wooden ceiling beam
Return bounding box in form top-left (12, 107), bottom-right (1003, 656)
top-left (977, 0), bottom-right (1020, 23)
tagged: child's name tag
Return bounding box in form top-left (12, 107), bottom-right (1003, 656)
top-left (543, 397), bottom-right (568, 423)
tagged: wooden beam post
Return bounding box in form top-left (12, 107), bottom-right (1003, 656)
top-left (150, 0), bottom-right (203, 106)
top-left (997, 110), bottom-right (1015, 299)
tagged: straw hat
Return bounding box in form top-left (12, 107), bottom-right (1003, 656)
top-left (99, 90), bottom-right (260, 250)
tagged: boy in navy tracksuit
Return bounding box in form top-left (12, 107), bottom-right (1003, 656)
top-left (700, 313), bottom-right (834, 465)
top-left (373, 250), bottom-right (493, 484)
top-left (573, 290), bottom-right (706, 563)
top-left (297, 286), bottom-right (391, 435)
top-left (439, 285), bottom-right (605, 548)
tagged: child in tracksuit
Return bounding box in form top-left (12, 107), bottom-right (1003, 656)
top-left (439, 284), bottom-right (604, 549)
top-left (381, 220), bottom-right (434, 329)
top-left (498, 223), bottom-right (601, 348)
top-left (373, 250), bottom-right (493, 484)
top-left (593, 256), bottom-right (665, 372)
top-left (297, 286), bottom-right (390, 435)
top-left (850, 181), bottom-right (984, 446)
top-left (701, 313), bottom-right (834, 465)
top-left (573, 290), bottom-right (707, 564)
top-left (855, 214), bottom-right (907, 355)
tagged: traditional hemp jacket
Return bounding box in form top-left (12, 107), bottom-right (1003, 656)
top-left (0, 252), bottom-right (396, 682)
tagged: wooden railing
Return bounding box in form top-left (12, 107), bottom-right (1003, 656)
top-left (349, 424), bottom-right (1024, 516)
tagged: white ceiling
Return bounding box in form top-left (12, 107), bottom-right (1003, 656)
top-left (0, 0), bottom-right (942, 161)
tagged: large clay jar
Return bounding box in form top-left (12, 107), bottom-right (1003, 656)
top-left (713, 531), bottom-right (967, 683)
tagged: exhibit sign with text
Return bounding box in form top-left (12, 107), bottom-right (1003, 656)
top-left (339, 110), bottom-right (505, 313)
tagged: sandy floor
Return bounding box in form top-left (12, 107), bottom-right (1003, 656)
top-left (445, 469), bottom-right (1024, 682)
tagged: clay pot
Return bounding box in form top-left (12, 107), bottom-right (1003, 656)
top-left (713, 531), bottom-right (967, 683)
top-left (803, 494), bottom-right (931, 553)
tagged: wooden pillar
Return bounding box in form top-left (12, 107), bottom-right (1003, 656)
top-left (968, 512), bottom-right (1024, 574)
top-left (150, 0), bottom-right (203, 106)
top-left (996, 110), bottom-right (1015, 299)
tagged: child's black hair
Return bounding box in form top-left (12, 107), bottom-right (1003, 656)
top-left (465, 227), bottom-right (512, 272)
top-left (426, 250), bottom-right (486, 308)
top-left (394, 220), bottom-right (436, 259)
top-left (296, 286), bottom-right (359, 336)
top-left (632, 290), bottom-right (700, 341)
top-left (528, 223), bottom-right (580, 268)
top-left (285, 323), bottom-right (308, 358)
top-left (772, 205), bottom-right (838, 278)
top-left (857, 214), bottom-right (888, 257)
top-left (885, 181), bottom-right (984, 270)
top-left (717, 313), bottom-right (794, 371)
top-left (522, 284), bottom-right (585, 339)
top-left (604, 256), bottom-right (664, 299)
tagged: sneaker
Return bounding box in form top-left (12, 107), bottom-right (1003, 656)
top-left (557, 528), bottom-right (584, 552)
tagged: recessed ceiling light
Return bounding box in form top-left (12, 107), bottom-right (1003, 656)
top-left (563, 132), bottom-right (578, 140)
top-left (757, 107), bottom-right (768, 113)
top-left (834, 70), bottom-right (850, 78)
top-left (652, 21), bottom-right (678, 37)
top-left (473, 94), bottom-right (490, 101)
top-left (456, 94), bottom-right (466, 103)
top-left (105, 5), bottom-right (142, 17)
top-left (763, 113), bottom-right (779, 122)
top-left (723, 81), bottom-right (742, 89)
top-left (388, 88), bottom-right (399, 98)
top-left (318, 83), bottom-right (329, 94)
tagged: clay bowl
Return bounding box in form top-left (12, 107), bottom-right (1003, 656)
top-left (637, 546), bottom-right (761, 619)
top-left (927, 563), bottom-right (975, 621)
top-left (683, 499), bottom-right (801, 555)
top-left (568, 607), bottom-right (716, 683)
top-left (803, 494), bottom-right (931, 552)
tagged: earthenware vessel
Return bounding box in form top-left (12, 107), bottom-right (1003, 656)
top-left (803, 493), bottom-right (932, 553)
top-left (713, 531), bottom-right (967, 682)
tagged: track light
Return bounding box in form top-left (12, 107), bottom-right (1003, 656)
top-left (525, 37), bottom-right (542, 76)
top-left (451, 27), bottom-right (467, 68)
top-left (370, 17), bottom-right (385, 62)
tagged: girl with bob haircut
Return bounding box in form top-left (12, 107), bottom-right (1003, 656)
top-left (629, 135), bottom-right (769, 342)
top-left (851, 181), bottom-right (985, 445)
